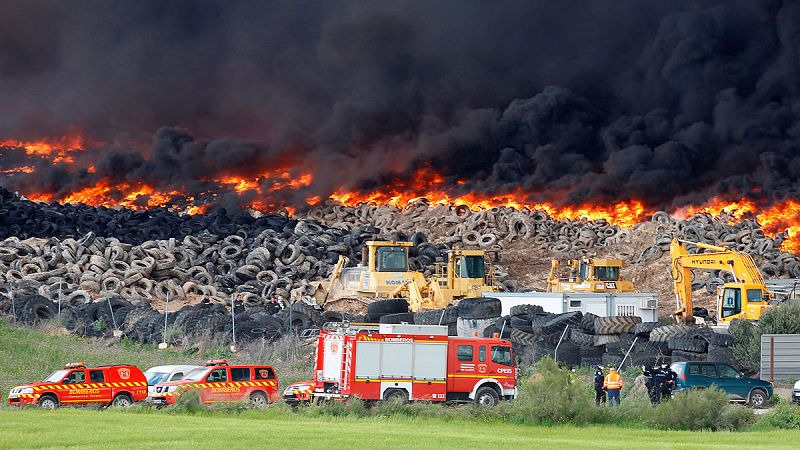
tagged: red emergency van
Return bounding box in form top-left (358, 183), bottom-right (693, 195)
top-left (284, 323), bottom-right (516, 405)
top-left (150, 360), bottom-right (279, 407)
top-left (7, 362), bottom-right (148, 408)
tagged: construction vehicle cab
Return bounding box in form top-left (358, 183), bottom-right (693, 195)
top-left (670, 238), bottom-right (771, 325)
top-left (390, 248), bottom-right (497, 311)
top-left (547, 258), bottom-right (636, 293)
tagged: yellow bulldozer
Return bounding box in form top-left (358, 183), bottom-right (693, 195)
top-left (546, 257), bottom-right (637, 293)
top-left (319, 241), bottom-right (498, 312)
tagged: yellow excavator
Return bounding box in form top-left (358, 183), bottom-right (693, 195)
top-left (319, 241), bottom-right (497, 311)
top-left (546, 258), bottom-right (637, 293)
top-left (670, 238), bottom-right (771, 325)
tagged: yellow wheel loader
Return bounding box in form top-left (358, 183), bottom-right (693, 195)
top-left (546, 258), bottom-right (637, 293)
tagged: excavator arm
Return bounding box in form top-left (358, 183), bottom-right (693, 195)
top-left (670, 238), bottom-right (767, 324)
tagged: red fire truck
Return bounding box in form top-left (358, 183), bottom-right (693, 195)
top-left (284, 323), bottom-right (516, 406)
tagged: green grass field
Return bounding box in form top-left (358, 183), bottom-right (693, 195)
top-left (3, 318), bottom-right (800, 448)
top-left (0, 408), bottom-right (796, 450)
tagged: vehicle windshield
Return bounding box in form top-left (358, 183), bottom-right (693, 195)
top-left (491, 346), bottom-right (513, 366)
top-left (593, 266), bottom-right (619, 281)
top-left (145, 371), bottom-right (171, 386)
top-left (376, 247), bottom-right (408, 272)
top-left (182, 368), bottom-right (210, 382)
top-left (44, 370), bottom-right (68, 383)
top-left (457, 256), bottom-right (485, 278)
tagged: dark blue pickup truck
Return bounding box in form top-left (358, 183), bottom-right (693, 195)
top-left (670, 361), bottom-right (773, 408)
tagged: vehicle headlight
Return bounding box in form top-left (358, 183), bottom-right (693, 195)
top-left (19, 387), bottom-right (33, 394)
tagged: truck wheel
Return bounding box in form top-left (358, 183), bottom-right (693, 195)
top-left (457, 298), bottom-right (501, 319)
top-left (474, 386), bottom-right (499, 406)
top-left (249, 391), bottom-right (268, 409)
top-left (38, 394), bottom-right (59, 409)
top-left (367, 299), bottom-right (409, 315)
top-left (111, 393), bottom-right (133, 407)
top-left (383, 389), bottom-right (408, 403)
top-left (748, 389), bottom-right (768, 408)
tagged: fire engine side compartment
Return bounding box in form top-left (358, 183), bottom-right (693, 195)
top-left (346, 334), bottom-right (448, 401)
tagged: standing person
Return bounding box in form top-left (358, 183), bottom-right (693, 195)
top-left (660, 363), bottom-right (678, 401)
top-left (652, 364), bottom-right (668, 405)
top-left (603, 366), bottom-right (623, 407)
top-left (643, 364), bottom-right (659, 405)
top-left (593, 365), bottom-right (606, 406)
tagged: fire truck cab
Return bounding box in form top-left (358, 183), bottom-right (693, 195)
top-left (150, 360), bottom-right (279, 408)
top-left (7, 362), bottom-right (148, 408)
top-left (286, 323), bottom-right (516, 406)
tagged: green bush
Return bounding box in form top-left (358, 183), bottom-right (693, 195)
top-left (731, 301), bottom-right (800, 373)
top-left (647, 388), bottom-right (754, 431)
top-left (170, 390), bottom-right (203, 414)
top-left (752, 403), bottom-right (800, 430)
top-left (516, 357), bottom-right (592, 424)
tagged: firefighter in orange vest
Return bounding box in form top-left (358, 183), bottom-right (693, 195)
top-left (603, 366), bottom-right (623, 407)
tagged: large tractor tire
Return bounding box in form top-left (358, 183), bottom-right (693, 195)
top-left (457, 297), bottom-right (501, 319)
top-left (593, 316), bottom-right (641, 334)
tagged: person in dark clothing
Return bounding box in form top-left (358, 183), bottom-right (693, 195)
top-left (594, 365), bottom-right (606, 406)
top-left (652, 364), bottom-right (668, 405)
top-left (660, 363), bottom-right (677, 401)
top-left (642, 365), bottom-right (657, 405)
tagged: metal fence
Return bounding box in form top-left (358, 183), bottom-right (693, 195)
top-left (760, 334), bottom-right (800, 382)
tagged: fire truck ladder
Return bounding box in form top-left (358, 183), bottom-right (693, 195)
top-left (341, 339), bottom-right (352, 392)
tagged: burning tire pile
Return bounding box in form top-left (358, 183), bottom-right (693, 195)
top-left (0, 189), bottom-right (465, 343)
top-left (308, 201), bottom-right (799, 281)
top-left (0, 185), bottom-right (795, 372)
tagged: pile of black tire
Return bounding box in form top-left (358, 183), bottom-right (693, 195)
top-left (491, 304), bottom-right (740, 369)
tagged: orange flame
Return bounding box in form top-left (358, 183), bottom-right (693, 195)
top-left (0, 134), bottom-right (85, 163)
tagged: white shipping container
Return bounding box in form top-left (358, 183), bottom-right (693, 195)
top-left (484, 292), bottom-right (659, 322)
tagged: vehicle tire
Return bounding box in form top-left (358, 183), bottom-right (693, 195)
top-left (111, 393), bottom-right (133, 407)
top-left (601, 353), bottom-right (623, 367)
top-left (414, 307), bottom-right (458, 325)
top-left (593, 334), bottom-right (620, 346)
top-left (510, 328), bottom-right (538, 346)
top-left (249, 391), bottom-right (268, 409)
top-left (383, 389), bottom-right (408, 403)
top-left (670, 350), bottom-right (707, 362)
top-left (569, 329), bottom-right (595, 347)
top-left (474, 386), bottom-right (499, 406)
top-left (748, 388), bottom-right (768, 408)
top-left (291, 301), bottom-right (322, 324)
top-left (649, 324), bottom-right (691, 342)
top-left (580, 312), bottom-right (598, 333)
top-left (367, 299), bottom-right (409, 316)
top-left (707, 345), bottom-right (742, 369)
top-left (594, 316), bottom-right (641, 334)
top-left (510, 304), bottom-right (544, 317)
top-left (667, 337), bottom-right (707, 353)
top-left (457, 297), bottom-right (501, 319)
top-left (633, 321), bottom-right (663, 336)
top-left (38, 394), bottom-right (59, 409)
top-left (379, 313), bottom-right (415, 324)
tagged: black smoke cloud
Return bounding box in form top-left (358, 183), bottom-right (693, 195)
top-left (0, 0), bottom-right (799, 211)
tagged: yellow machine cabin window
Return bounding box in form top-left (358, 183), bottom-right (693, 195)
top-left (721, 288), bottom-right (742, 318)
top-left (746, 289), bottom-right (764, 303)
top-left (593, 266), bottom-right (619, 281)
top-left (376, 247), bottom-right (408, 272)
top-left (457, 256), bottom-right (485, 278)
